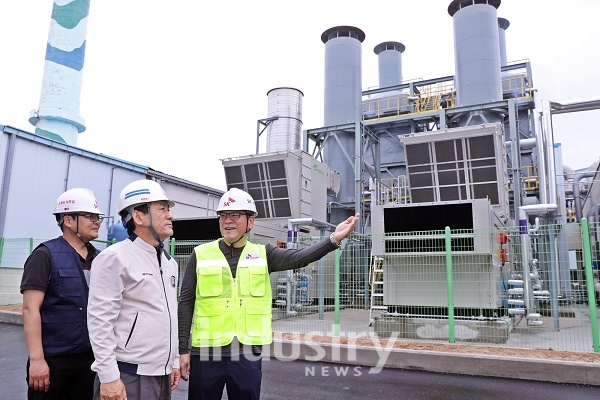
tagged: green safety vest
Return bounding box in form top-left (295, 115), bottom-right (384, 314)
top-left (191, 240), bottom-right (272, 347)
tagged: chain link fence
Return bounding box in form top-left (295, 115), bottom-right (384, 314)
top-left (2, 219), bottom-right (599, 353)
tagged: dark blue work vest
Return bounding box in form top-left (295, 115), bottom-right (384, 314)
top-left (39, 237), bottom-right (97, 356)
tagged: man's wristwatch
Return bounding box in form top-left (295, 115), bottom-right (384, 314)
top-left (329, 232), bottom-right (342, 248)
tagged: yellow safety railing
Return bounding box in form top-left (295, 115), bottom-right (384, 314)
top-left (363, 73), bottom-right (530, 121)
top-left (362, 176), bottom-right (410, 206)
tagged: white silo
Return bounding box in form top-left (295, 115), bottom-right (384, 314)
top-left (28, 0), bottom-right (90, 146)
top-left (266, 87), bottom-right (304, 152)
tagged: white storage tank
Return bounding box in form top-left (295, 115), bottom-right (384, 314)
top-left (266, 87), bottom-right (304, 152)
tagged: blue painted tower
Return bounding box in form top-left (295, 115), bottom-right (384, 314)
top-left (29, 0), bottom-right (90, 146)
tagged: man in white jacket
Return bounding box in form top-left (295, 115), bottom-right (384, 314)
top-left (88, 180), bottom-right (180, 400)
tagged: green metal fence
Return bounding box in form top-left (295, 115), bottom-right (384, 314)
top-left (2, 219), bottom-right (599, 354)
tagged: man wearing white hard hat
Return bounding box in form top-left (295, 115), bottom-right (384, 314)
top-left (21, 188), bottom-right (104, 399)
top-left (87, 179), bottom-right (180, 400)
top-left (178, 187), bottom-right (359, 400)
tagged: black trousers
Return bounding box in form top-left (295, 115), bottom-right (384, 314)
top-left (26, 349), bottom-right (95, 400)
top-left (188, 352), bottom-right (262, 400)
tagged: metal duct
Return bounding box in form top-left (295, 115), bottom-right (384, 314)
top-left (573, 172), bottom-right (597, 222)
top-left (374, 41), bottom-right (405, 89)
top-left (541, 100), bottom-right (558, 206)
top-left (266, 87), bottom-right (304, 152)
top-left (28, 0), bottom-right (90, 146)
top-left (550, 98), bottom-right (600, 114)
top-left (540, 97), bottom-right (600, 218)
top-left (534, 111), bottom-right (548, 204)
top-left (505, 137), bottom-right (536, 149)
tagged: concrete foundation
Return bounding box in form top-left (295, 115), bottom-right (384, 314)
top-left (373, 315), bottom-right (513, 344)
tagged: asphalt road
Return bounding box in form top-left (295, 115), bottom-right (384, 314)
top-left (2, 322), bottom-right (599, 400)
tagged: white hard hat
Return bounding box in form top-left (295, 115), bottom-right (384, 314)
top-left (54, 188), bottom-right (104, 215)
top-left (216, 188), bottom-right (258, 216)
top-left (119, 180), bottom-right (174, 223)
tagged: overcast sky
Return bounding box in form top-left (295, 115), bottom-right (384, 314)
top-left (1, 0), bottom-right (599, 191)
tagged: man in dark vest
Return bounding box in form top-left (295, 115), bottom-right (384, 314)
top-left (20, 188), bottom-right (104, 400)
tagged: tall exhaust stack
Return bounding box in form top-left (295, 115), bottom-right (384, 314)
top-left (321, 26), bottom-right (365, 224)
top-left (29, 0), bottom-right (90, 146)
top-left (448, 0), bottom-right (503, 126)
top-left (374, 41), bottom-right (405, 88)
top-left (497, 17), bottom-right (510, 67)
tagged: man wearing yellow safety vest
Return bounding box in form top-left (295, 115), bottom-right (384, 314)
top-left (178, 188), bottom-right (359, 400)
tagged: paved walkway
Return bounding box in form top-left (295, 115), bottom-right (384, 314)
top-left (3, 307), bottom-right (600, 391)
top-left (3, 322), bottom-right (600, 400)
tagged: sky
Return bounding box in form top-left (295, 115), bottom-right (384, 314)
top-left (1, 0), bottom-right (599, 191)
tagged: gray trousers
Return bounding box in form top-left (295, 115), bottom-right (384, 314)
top-left (93, 372), bottom-right (171, 400)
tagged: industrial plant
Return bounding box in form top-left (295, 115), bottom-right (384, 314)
top-left (1, 0), bottom-right (599, 347)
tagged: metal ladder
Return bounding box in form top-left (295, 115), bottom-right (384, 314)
top-left (368, 256), bottom-right (387, 326)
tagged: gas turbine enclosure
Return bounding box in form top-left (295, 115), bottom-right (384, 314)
top-left (221, 149), bottom-right (332, 226)
top-left (400, 123), bottom-right (510, 222)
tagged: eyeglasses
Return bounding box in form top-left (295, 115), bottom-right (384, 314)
top-left (77, 213), bottom-right (104, 223)
top-left (217, 212), bottom-right (247, 221)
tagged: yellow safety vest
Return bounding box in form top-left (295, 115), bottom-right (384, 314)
top-left (191, 240), bottom-right (272, 347)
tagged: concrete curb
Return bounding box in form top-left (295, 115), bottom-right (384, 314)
top-left (268, 340), bottom-right (600, 387)
top-left (0, 310), bottom-right (23, 325)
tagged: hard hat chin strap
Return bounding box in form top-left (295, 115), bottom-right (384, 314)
top-left (126, 205), bottom-right (162, 246)
top-left (65, 216), bottom-right (89, 245)
top-left (146, 207), bottom-right (163, 246)
top-left (223, 220), bottom-right (251, 247)
top-left (224, 232), bottom-right (247, 247)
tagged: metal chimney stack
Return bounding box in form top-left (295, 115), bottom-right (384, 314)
top-left (321, 26), bottom-right (365, 127)
top-left (321, 26), bottom-right (365, 224)
top-left (29, 0), bottom-right (90, 146)
top-left (448, 0), bottom-right (503, 126)
top-left (498, 17), bottom-right (510, 67)
top-left (374, 41), bottom-right (405, 88)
